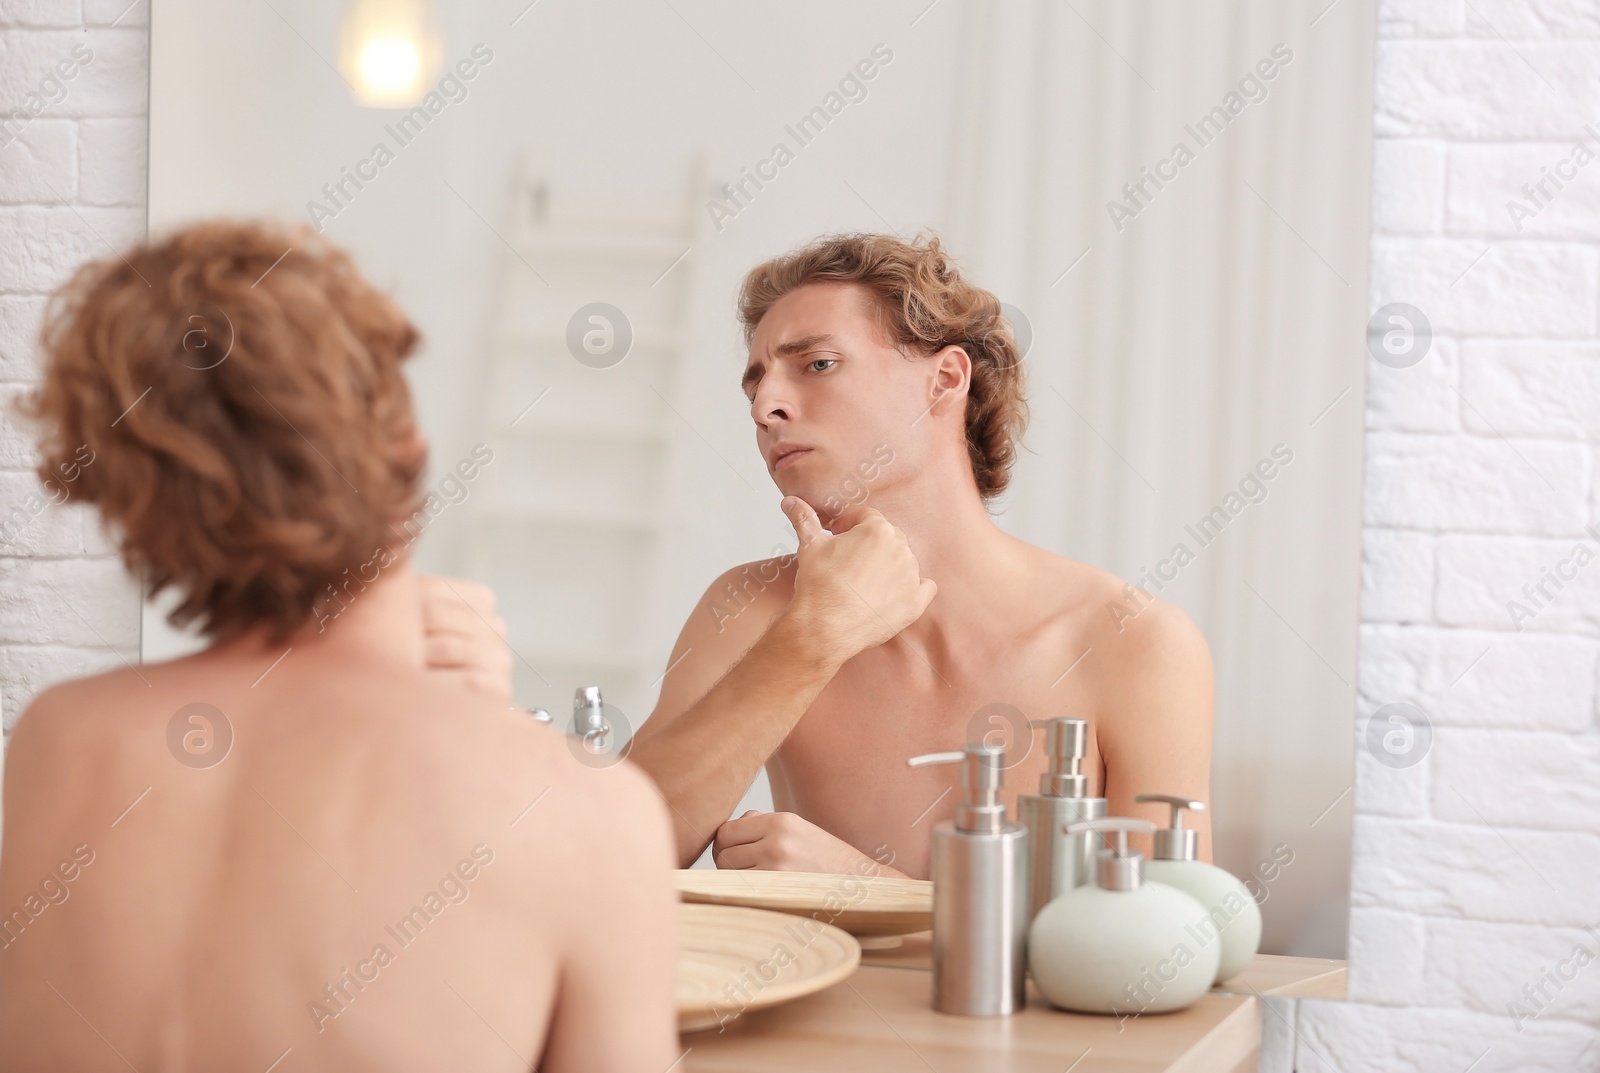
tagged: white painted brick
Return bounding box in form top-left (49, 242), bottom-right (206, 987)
top-left (1348, 907), bottom-right (1426, 1005)
top-left (1351, 816), bottom-right (1600, 926)
top-left (1432, 728), bottom-right (1600, 833)
top-left (1464, 0), bottom-right (1600, 39)
top-left (77, 116), bottom-right (142, 205)
top-left (0, 294), bottom-right (46, 381)
top-left (1448, 141), bottom-right (1600, 240)
top-left (1427, 917), bottom-right (1600, 1025)
top-left (0, 117), bottom-right (73, 202)
top-left (1377, 0), bottom-right (1464, 39)
top-left (0, 471), bottom-right (83, 555)
top-left (1371, 138), bottom-right (1445, 234)
top-left (1370, 236), bottom-right (1599, 337)
top-left (0, 205), bottom-right (144, 293)
top-left (0, 28), bottom-right (146, 119)
top-left (1460, 341), bottom-right (1600, 439)
top-left (1365, 335), bottom-right (1460, 433)
top-left (1295, 998), bottom-right (1600, 1072)
top-left (1436, 535), bottom-right (1600, 635)
top-left (1361, 528), bottom-right (1436, 622)
top-left (1364, 433), bottom-right (1588, 536)
top-left (80, 508), bottom-right (114, 555)
top-left (0, 643), bottom-right (127, 732)
top-left (1358, 623), bottom-right (1595, 731)
top-left (1355, 733), bottom-right (1431, 817)
top-left (83, 0), bottom-right (143, 28)
top-left (1375, 42), bottom-right (1600, 139)
top-left (0, 1), bottom-right (80, 28)
top-left (0, 556), bottom-right (137, 647)
top-left (0, 386), bottom-right (42, 469)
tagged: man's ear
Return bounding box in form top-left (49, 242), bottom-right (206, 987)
top-left (928, 345), bottom-right (972, 414)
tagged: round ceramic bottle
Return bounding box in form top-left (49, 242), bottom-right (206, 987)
top-left (1028, 817), bottom-right (1219, 1015)
top-left (1136, 794), bottom-right (1262, 983)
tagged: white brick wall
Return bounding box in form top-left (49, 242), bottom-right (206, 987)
top-left (0, 1), bottom-right (1596, 1069)
top-left (1292, 0), bottom-right (1600, 1069)
top-left (0, 0), bottom-right (143, 732)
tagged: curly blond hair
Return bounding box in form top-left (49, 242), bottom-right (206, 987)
top-left (737, 231), bottom-right (1028, 499)
top-left (19, 219), bottom-right (427, 643)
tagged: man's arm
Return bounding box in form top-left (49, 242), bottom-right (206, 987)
top-left (630, 498), bottom-right (935, 868)
top-left (538, 760), bottom-right (680, 1073)
top-left (1094, 598), bottom-right (1216, 860)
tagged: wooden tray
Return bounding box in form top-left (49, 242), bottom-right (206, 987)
top-left (678, 902), bottom-right (861, 1033)
top-left (674, 868), bottom-right (933, 938)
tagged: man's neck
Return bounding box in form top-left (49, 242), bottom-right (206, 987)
top-left (212, 552), bottom-right (428, 671)
top-left (841, 468), bottom-right (1025, 658)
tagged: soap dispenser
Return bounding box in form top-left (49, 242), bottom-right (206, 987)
top-left (1136, 794), bottom-right (1262, 983)
top-left (906, 743), bottom-right (1029, 1016)
top-left (572, 685), bottom-right (611, 753)
top-left (1017, 718), bottom-right (1107, 927)
top-left (1028, 818), bottom-right (1218, 1015)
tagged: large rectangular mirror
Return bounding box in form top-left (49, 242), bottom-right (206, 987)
top-left (146, 0), bottom-right (1372, 957)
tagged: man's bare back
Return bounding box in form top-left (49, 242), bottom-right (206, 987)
top-left (0, 567), bottom-right (678, 1073)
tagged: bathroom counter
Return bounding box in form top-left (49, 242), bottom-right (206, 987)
top-left (860, 932), bottom-right (1348, 999)
top-left (677, 937), bottom-right (1348, 1070)
top-left (680, 963), bottom-right (1262, 1072)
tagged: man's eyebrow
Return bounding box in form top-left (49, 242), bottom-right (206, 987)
top-left (772, 332), bottom-right (837, 357)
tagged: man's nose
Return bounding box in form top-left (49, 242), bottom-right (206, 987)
top-left (751, 379), bottom-right (792, 426)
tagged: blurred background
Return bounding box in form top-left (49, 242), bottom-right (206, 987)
top-left (145, 0), bottom-right (1373, 956)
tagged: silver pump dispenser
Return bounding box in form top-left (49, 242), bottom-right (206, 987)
top-left (1134, 793), bottom-right (1205, 861)
top-left (906, 743), bottom-right (1028, 1016)
top-left (1066, 817), bottom-right (1158, 891)
top-left (1018, 718), bottom-right (1108, 925)
top-left (1036, 718), bottom-right (1088, 797)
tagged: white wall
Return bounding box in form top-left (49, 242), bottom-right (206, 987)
top-left (1284, 0), bottom-right (1600, 1069)
top-left (0, 0), bottom-right (144, 727)
top-left (4, 0), bottom-right (1598, 1068)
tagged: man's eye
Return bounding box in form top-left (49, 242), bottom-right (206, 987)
top-left (807, 358), bottom-right (837, 373)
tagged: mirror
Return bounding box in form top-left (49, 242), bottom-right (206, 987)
top-left (145, 0), bottom-right (1373, 958)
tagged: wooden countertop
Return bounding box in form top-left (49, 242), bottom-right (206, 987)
top-left (681, 935), bottom-right (1346, 1072)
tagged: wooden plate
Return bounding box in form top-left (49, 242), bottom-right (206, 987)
top-left (675, 868), bottom-right (933, 938)
top-left (678, 902), bottom-right (861, 1033)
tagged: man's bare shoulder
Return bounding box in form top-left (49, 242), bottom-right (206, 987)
top-left (1012, 542), bottom-right (1210, 677)
top-left (698, 555), bottom-right (796, 641)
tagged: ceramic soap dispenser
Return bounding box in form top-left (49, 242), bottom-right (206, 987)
top-left (906, 743), bottom-right (1029, 1016)
top-left (1136, 793), bottom-right (1262, 983)
top-left (1018, 718), bottom-right (1107, 927)
top-left (1028, 817), bottom-right (1218, 1015)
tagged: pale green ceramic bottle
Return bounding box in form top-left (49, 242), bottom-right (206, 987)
top-left (1028, 817), bottom-right (1219, 1015)
top-left (1136, 794), bottom-right (1262, 984)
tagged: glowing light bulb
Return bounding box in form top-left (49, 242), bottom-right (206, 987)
top-left (338, 0), bottom-right (442, 108)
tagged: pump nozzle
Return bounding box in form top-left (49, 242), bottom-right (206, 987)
top-left (1134, 793), bottom-right (1205, 861)
top-left (907, 743), bottom-right (1009, 834)
top-left (1027, 718), bottom-right (1088, 797)
top-left (1064, 817), bottom-right (1157, 890)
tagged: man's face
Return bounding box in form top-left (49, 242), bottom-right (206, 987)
top-left (743, 283), bottom-right (934, 515)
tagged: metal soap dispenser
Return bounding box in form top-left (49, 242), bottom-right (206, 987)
top-left (1018, 718), bottom-right (1107, 927)
top-left (1137, 793), bottom-right (1262, 983)
top-left (905, 742), bottom-right (1029, 1016)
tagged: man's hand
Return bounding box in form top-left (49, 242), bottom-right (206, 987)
top-left (418, 575), bottom-right (513, 704)
top-left (780, 497), bottom-right (936, 666)
top-left (714, 810), bottom-right (899, 875)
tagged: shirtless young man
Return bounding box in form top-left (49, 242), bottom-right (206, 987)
top-left (0, 222), bottom-right (677, 1073)
top-left (630, 232), bottom-right (1215, 879)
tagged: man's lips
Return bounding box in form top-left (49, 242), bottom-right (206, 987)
top-left (771, 445), bottom-right (812, 469)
